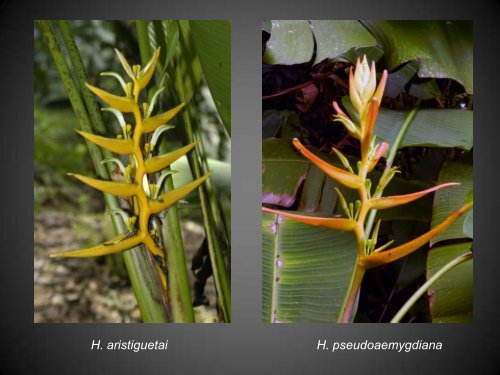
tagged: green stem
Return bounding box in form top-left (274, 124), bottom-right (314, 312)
top-left (390, 251), bottom-right (472, 323)
top-left (189, 104), bottom-right (231, 249)
top-left (39, 20), bottom-right (169, 323)
top-left (385, 108), bottom-right (418, 170)
top-left (338, 262), bottom-right (365, 323)
top-left (364, 108), bottom-right (418, 239)
top-left (172, 22), bottom-right (231, 321)
top-left (136, 20), bottom-right (195, 323)
top-left (181, 109), bottom-right (232, 322)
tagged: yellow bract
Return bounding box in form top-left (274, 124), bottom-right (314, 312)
top-left (149, 174), bottom-right (211, 214)
top-left (137, 48), bottom-right (161, 90)
top-left (76, 130), bottom-right (134, 154)
top-left (50, 232), bottom-right (143, 258)
top-left (85, 83), bottom-right (135, 112)
top-left (144, 142), bottom-right (198, 173)
top-left (68, 173), bottom-right (138, 197)
top-left (143, 103), bottom-right (186, 132)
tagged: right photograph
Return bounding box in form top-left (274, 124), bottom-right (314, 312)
top-left (261, 20), bottom-right (473, 323)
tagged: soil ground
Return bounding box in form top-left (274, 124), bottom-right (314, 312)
top-left (34, 210), bottom-right (216, 323)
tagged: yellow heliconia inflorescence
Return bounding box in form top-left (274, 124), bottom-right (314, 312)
top-left (50, 48), bottom-right (210, 275)
top-left (263, 56), bottom-right (473, 321)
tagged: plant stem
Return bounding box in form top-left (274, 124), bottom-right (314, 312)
top-left (338, 106), bottom-right (419, 322)
top-left (136, 20), bottom-right (195, 322)
top-left (172, 22), bottom-right (232, 321)
top-left (385, 108), bottom-right (418, 169)
top-left (39, 20), bottom-right (170, 323)
top-left (364, 108), bottom-right (418, 239)
top-left (338, 263), bottom-right (365, 323)
top-left (189, 104), bottom-right (231, 248)
top-left (390, 251), bottom-right (472, 323)
top-left (181, 109), bottom-right (232, 322)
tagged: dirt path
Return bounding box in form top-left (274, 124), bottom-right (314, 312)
top-left (34, 210), bottom-right (216, 323)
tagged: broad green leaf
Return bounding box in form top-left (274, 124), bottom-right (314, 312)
top-left (363, 20), bottom-right (473, 93)
top-left (319, 177), bottom-right (339, 213)
top-left (431, 161), bottom-right (473, 245)
top-left (375, 109), bottom-right (473, 150)
top-left (262, 139), bottom-right (309, 207)
top-left (310, 20), bottom-right (377, 65)
top-left (190, 20), bottom-right (231, 134)
top-left (263, 20), bottom-right (314, 65)
top-left (298, 165), bottom-right (326, 212)
top-left (427, 242), bottom-right (473, 323)
top-left (262, 212), bottom-right (358, 322)
top-left (342, 97), bottom-right (473, 150)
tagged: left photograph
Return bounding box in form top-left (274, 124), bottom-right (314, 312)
top-left (34, 20), bottom-right (231, 323)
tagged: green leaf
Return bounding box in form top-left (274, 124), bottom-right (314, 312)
top-left (431, 161), bottom-right (473, 245)
top-left (175, 20), bottom-right (203, 104)
top-left (264, 20), bottom-right (378, 66)
top-left (298, 165), bottom-right (326, 212)
top-left (263, 20), bottom-right (314, 65)
top-left (262, 213), bottom-right (358, 322)
top-left (427, 242), bottom-right (473, 323)
top-left (363, 20), bottom-right (473, 93)
top-left (163, 21), bottom-right (180, 70)
top-left (262, 139), bottom-right (309, 207)
top-left (310, 20), bottom-right (377, 65)
top-left (375, 109), bottom-right (473, 150)
top-left (190, 20), bottom-right (231, 134)
top-left (342, 97), bottom-right (473, 150)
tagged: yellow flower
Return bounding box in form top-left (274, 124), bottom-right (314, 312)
top-left (349, 55), bottom-right (376, 115)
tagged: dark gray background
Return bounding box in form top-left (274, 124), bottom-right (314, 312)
top-left (0, 0), bottom-right (497, 373)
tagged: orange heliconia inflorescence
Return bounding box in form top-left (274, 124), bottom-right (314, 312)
top-left (262, 55), bottom-right (473, 322)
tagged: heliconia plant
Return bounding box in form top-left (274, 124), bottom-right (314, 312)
top-left (48, 48), bottom-right (209, 292)
top-left (262, 56), bottom-right (473, 323)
